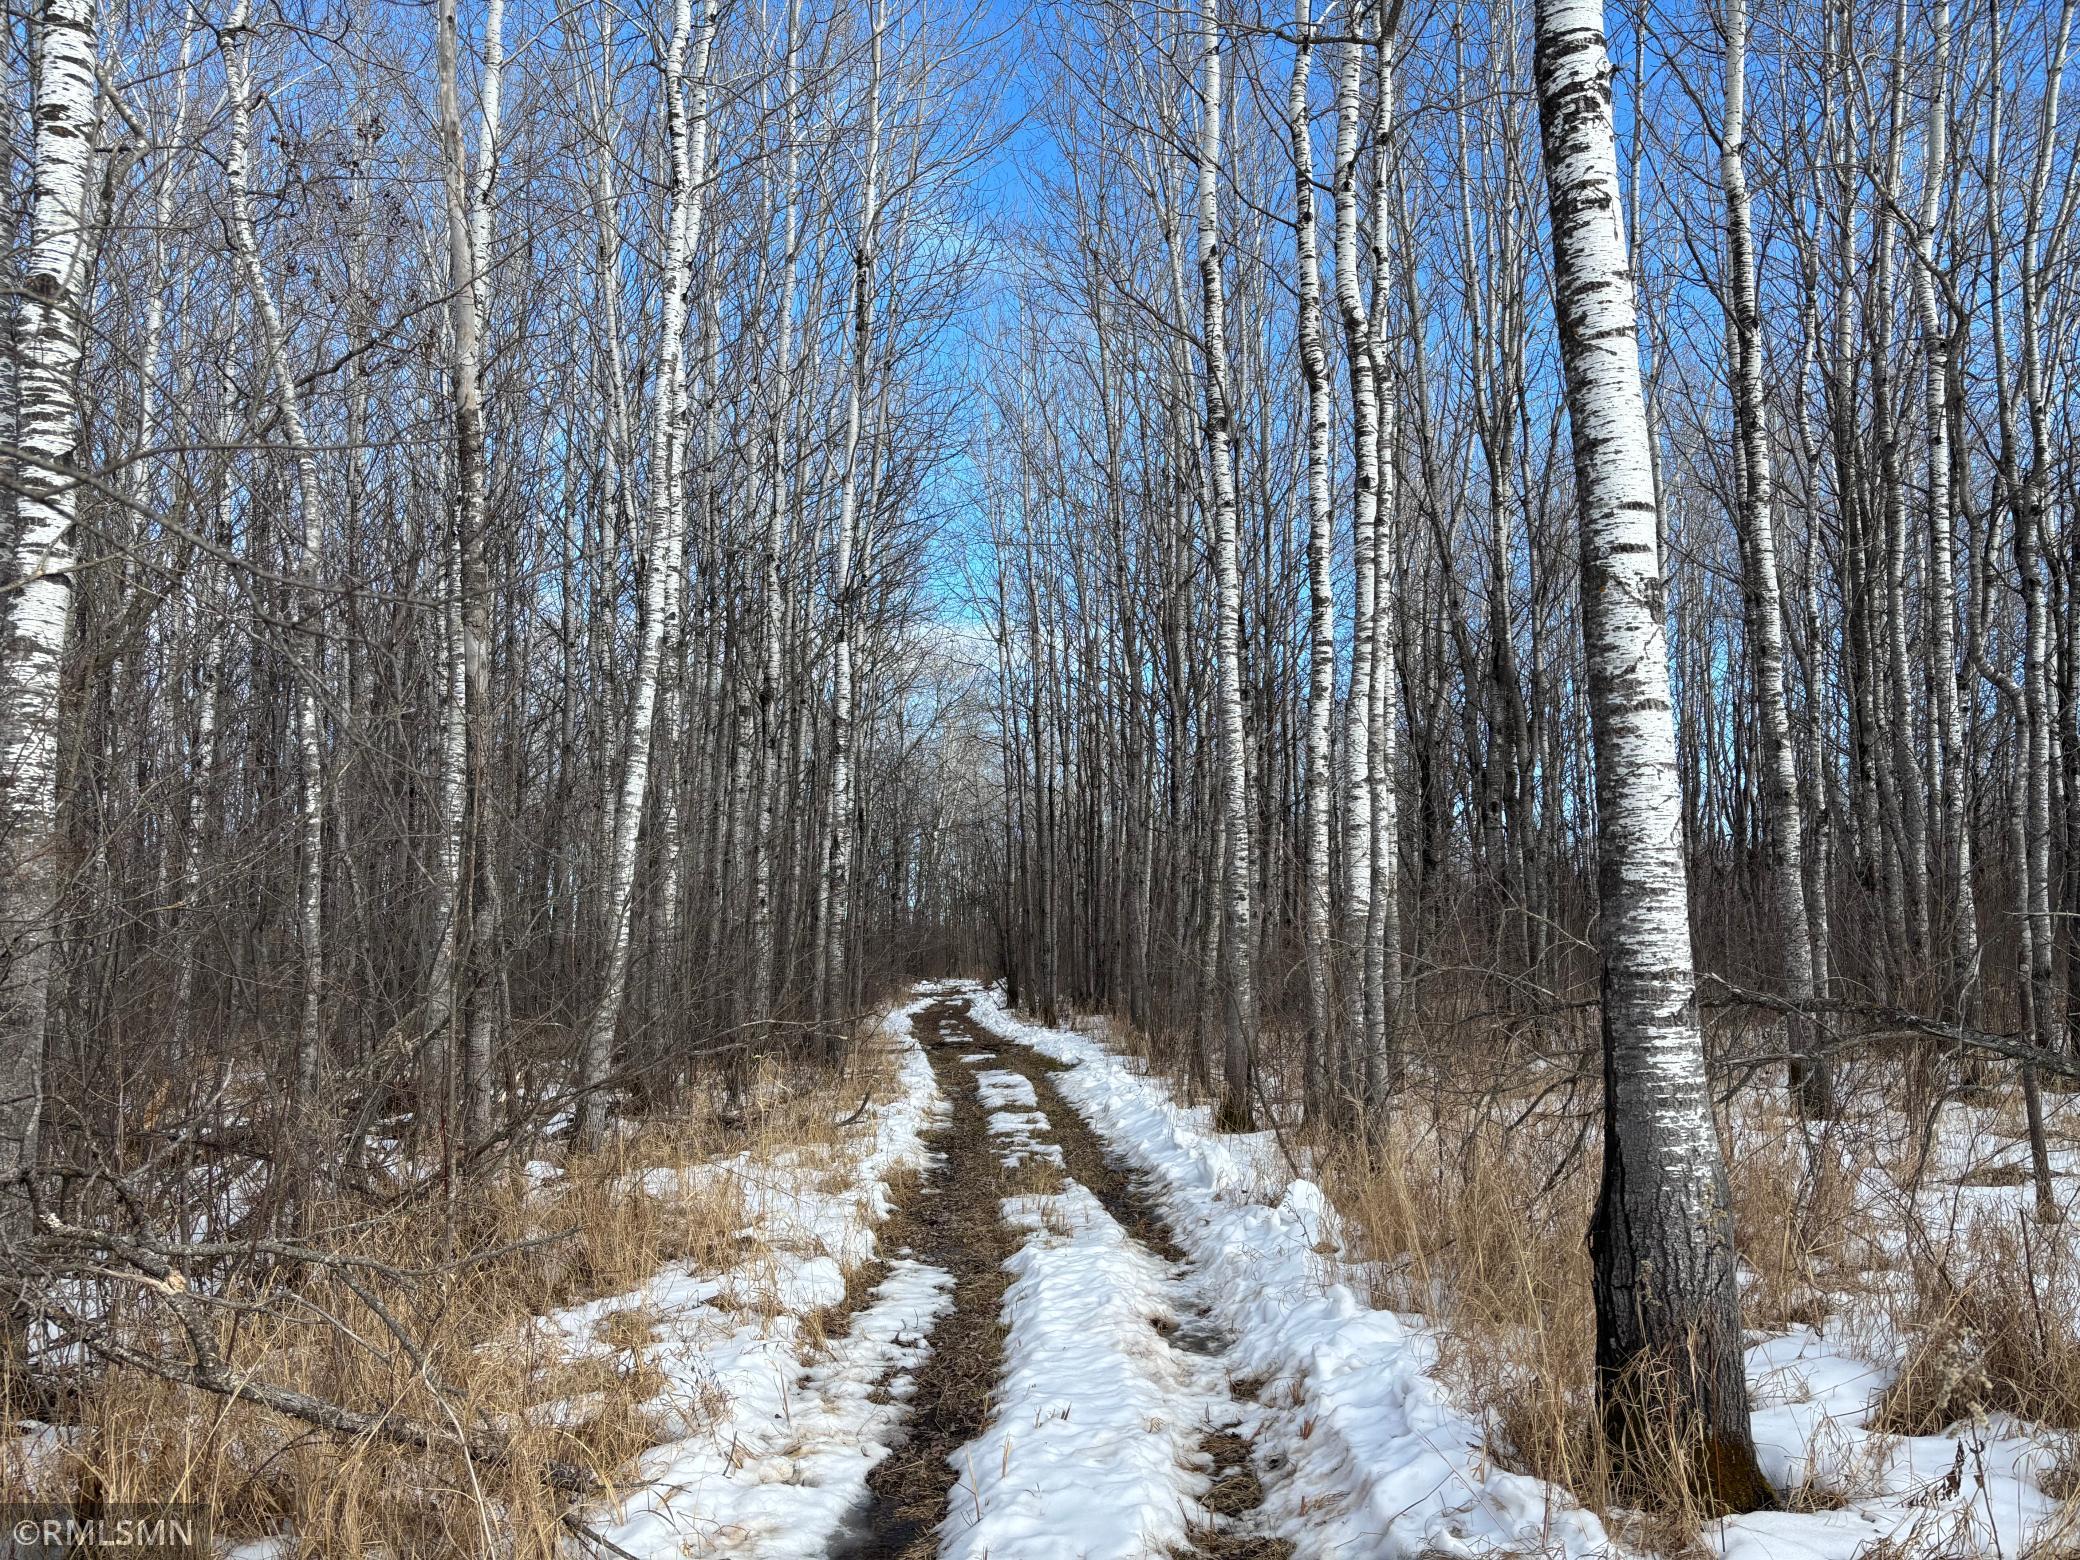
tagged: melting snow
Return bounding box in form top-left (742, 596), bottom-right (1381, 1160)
top-left (940, 1180), bottom-right (1230, 1559)
top-left (561, 996), bottom-right (951, 1556)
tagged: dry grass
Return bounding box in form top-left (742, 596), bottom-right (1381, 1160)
top-left (1308, 1066), bottom-right (1691, 1538)
top-left (1877, 1209), bottom-right (2080, 1437)
top-left (1721, 1099), bottom-right (1876, 1336)
top-left (4, 1050), bottom-right (895, 1557)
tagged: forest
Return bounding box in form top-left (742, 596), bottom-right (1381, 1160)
top-left (4, 0), bottom-right (2079, 1551)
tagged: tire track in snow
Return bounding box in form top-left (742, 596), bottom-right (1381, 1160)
top-left (937, 997), bottom-right (1292, 1560)
top-left (829, 998), bottom-right (1022, 1559)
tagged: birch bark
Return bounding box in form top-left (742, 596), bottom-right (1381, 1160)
top-left (2013, 0), bottom-right (2073, 1209)
top-left (1331, 8), bottom-right (1380, 1108)
top-left (1, 0), bottom-right (99, 1211)
top-left (1908, 0), bottom-right (1979, 1018)
top-left (1532, 0), bottom-right (1771, 1507)
top-left (749, 0), bottom-right (806, 1050)
top-left (1198, 0), bottom-right (1256, 1129)
top-left (428, 0), bottom-right (505, 1144)
top-left (1364, 12), bottom-right (1402, 1108)
top-left (1286, 0), bottom-right (1334, 1120)
top-left (1870, 33), bottom-right (1930, 974)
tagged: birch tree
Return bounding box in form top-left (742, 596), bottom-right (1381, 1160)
top-left (1908, 0), bottom-right (1979, 1020)
top-left (1287, 0), bottom-right (1334, 1119)
top-left (1718, 0), bottom-right (1829, 1118)
top-left (1196, 0), bottom-right (1256, 1130)
top-left (816, 0), bottom-right (889, 1042)
top-left (428, 0), bottom-right (505, 1144)
top-left (576, 0), bottom-right (718, 1146)
top-left (2, 0), bottom-right (99, 1221)
top-left (748, 0), bottom-right (807, 1057)
top-left (1532, 0), bottom-right (1772, 1507)
top-left (1330, 1), bottom-right (1381, 1106)
top-left (1363, 8), bottom-right (1402, 1109)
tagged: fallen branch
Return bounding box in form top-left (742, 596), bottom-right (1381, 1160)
top-left (87, 1333), bottom-right (601, 1495)
top-left (562, 1513), bottom-right (647, 1559)
top-left (1699, 975), bottom-right (2080, 1083)
top-left (13, 1189), bottom-right (600, 1496)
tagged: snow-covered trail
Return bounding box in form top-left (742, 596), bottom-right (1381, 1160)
top-left (812, 980), bottom-right (1607, 1559)
top-left (923, 993), bottom-right (1285, 1560)
top-left (827, 995), bottom-right (1023, 1557)
top-left (837, 989), bottom-right (1281, 1559)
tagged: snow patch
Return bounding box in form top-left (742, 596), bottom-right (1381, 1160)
top-left (940, 1179), bottom-right (1228, 1560)
top-left (559, 995), bottom-right (952, 1557)
top-left (974, 1067), bottom-right (1063, 1168)
top-left (1719, 1328), bottom-right (2067, 1559)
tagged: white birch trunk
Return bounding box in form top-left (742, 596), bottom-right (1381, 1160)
top-left (460, 0), bottom-right (506, 1148)
top-left (1532, 0), bottom-right (1769, 1506)
top-left (1331, 12), bottom-right (1379, 1109)
top-left (576, 0), bottom-right (717, 1146)
top-left (1, 0), bottom-right (98, 1205)
top-left (1197, 0), bottom-right (1256, 1129)
top-left (425, 0), bottom-right (483, 1136)
top-left (1870, 45), bottom-right (1931, 974)
top-left (1909, 0), bottom-right (1980, 1019)
top-left (2014, 0), bottom-right (2072, 1215)
top-left (1363, 11), bottom-right (1401, 1108)
top-left (1287, 0), bottom-right (1334, 1119)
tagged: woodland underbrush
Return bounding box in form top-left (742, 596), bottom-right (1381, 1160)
top-left (3, 1049), bottom-right (891, 1557)
top-left (1116, 999), bottom-right (2080, 1554)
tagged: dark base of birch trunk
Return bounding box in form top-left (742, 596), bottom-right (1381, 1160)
top-left (1589, 1177), bottom-right (1778, 1516)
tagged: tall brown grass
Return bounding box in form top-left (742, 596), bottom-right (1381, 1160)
top-left (3, 1050), bottom-right (896, 1556)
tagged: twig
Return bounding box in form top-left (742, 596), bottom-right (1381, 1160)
top-left (835, 1089), bottom-right (875, 1128)
top-left (561, 1514), bottom-right (647, 1560)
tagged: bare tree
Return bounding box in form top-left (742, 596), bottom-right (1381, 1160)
top-left (1196, 0), bottom-right (1257, 1130)
top-left (1286, 0), bottom-right (1334, 1119)
top-left (2, 0), bottom-right (100, 1231)
top-left (1717, 0), bottom-right (1830, 1117)
top-left (223, 0), bottom-right (330, 1132)
top-left (577, 0), bottom-right (719, 1146)
top-left (1532, 0), bottom-right (1772, 1508)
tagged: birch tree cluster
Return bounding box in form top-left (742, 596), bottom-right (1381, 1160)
top-left (8, 0), bottom-right (2080, 1520)
top-left (2, 0), bottom-right (995, 1221)
top-left (981, 0), bottom-right (2080, 1128)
